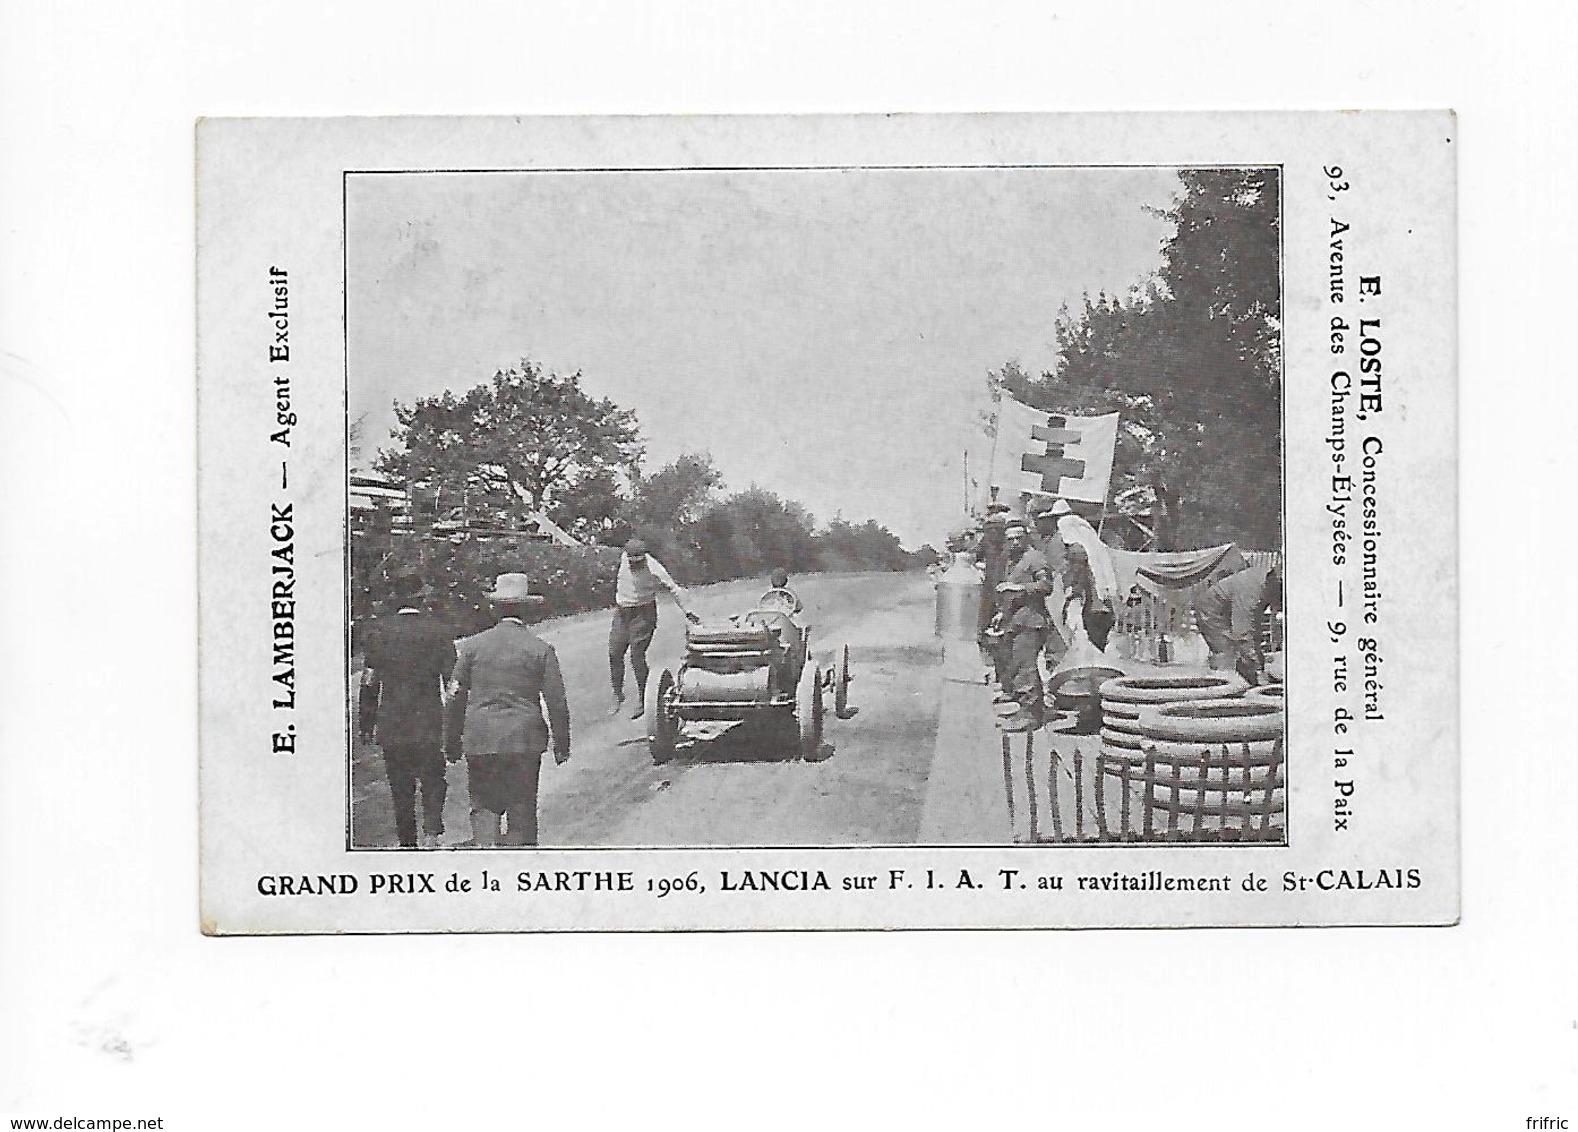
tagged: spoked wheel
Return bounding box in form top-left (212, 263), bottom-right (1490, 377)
top-left (646, 668), bottom-right (678, 764)
top-left (796, 663), bottom-right (824, 761)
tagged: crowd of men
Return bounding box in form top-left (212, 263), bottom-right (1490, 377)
top-left (974, 496), bottom-right (1279, 732)
top-left (357, 537), bottom-right (700, 849)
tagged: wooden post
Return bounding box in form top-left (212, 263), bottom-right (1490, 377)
top-left (1142, 745), bottom-right (1157, 840)
top-left (1119, 759), bottom-right (1133, 841)
top-left (1094, 754), bottom-right (1109, 839)
top-left (1000, 733), bottom-right (1017, 841)
top-left (1073, 744), bottom-right (1085, 841)
top-left (1047, 745), bottom-right (1065, 843)
top-left (1166, 747), bottom-right (1181, 839)
top-left (1023, 732), bottom-right (1039, 843)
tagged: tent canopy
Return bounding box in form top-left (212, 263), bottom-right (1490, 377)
top-left (1109, 543), bottom-right (1242, 595)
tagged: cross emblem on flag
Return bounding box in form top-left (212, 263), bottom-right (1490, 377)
top-left (1020, 415), bottom-right (1087, 491)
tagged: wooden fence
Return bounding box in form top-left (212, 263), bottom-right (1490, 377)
top-left (1000, 731), bottom-right (1286, 844)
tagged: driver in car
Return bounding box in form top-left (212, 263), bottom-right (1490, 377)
top-left (765, 568), bottom-right (803, 614)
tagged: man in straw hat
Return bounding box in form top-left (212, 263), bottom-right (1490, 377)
top-left (448, 573), bottom-right (571, 847)
top-left (360, 572), bottom-right (456, 848)
top-left (609, 535), bottom-right (700, 719)
top-left (1025, 496), bottom-right (1069, 572)
top-left (1025, 495), bottom-right (1072, 664)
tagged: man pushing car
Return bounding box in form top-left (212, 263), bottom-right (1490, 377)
top-left (609, 536), bottom-right (700, 718)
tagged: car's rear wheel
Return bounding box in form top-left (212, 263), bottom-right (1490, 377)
top-left (796, 663), bottom-right (824, 760)
top-left (646, 669), bottom-right (678, 764)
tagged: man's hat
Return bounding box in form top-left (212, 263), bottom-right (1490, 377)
top-left (625, 537), bottom-right (649, 558)
top-left (1049, 499), bottom-right (1075, 518)
top-left (487, 573), bottom-right (545, 604)
top-left (391, 572), bottom-right (427, 598)
top-left (1003, 519), bottom-right (1029, 536)
top-left (986, 501), bottom-right (1014, 514)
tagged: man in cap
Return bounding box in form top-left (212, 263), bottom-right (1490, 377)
top-left (360, 573), bottom-right (456, 848)
top-left (994, 518), bottom-right (1054, 729)
top-left (609, 536), bottom-right (700, 719)
top-left (449, 573), bottom-right (571, 847)
top-left (973, 502), bottom-right (1014, 651)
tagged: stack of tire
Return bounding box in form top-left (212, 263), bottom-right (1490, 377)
top-left (1099, 673), bottom-right (1249, 764)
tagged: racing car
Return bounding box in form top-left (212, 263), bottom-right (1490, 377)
top-left (644, 586), bottom-right (852, 763)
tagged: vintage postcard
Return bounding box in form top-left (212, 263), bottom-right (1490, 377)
top-left (197, 112), bottom-right (1457, 933)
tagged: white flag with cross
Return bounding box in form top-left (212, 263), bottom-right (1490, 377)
top-left (988, 395), bottom-right (1119, 505)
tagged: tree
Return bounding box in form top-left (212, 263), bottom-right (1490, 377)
top-left (994, 169), bottom-right (1282, 549)
top-left (818, 517), bottom-right (909, 571)
top-left (349, 412), bottom-right (369, 469)
top-left (376, 361), bottom-right (643, 532)
top-left (1155, 168), bottom-right (1281, 379)
top-left (625, 452), bottom-right (723, 531)
top-left (549, 466), bottom-right (625, 539)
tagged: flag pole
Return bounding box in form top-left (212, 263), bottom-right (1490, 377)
top-left (984, 395), bottom-right (1003, 514)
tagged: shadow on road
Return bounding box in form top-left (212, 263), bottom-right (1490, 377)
top-left (641, 716), bottom-right (838, 767)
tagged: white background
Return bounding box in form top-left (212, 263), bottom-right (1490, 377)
top-left (1, 2), bottom-right (1572, 1127)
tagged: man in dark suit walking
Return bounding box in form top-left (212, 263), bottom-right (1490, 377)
top-left (449, 573), bottom-right (571, 847)
top-left (360, 573), bottom-right (457, 848)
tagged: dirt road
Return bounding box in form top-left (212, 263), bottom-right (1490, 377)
top-left (351, 570), bottom-right (946, 847)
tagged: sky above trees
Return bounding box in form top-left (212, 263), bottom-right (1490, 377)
top-left (347, 167), bottom-right (1179, 546)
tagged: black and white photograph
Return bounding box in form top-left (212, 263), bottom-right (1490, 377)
top-left (194, 112), bottom-right (1455, 933)
top-left (344, 164), bottom-right (1287, 852)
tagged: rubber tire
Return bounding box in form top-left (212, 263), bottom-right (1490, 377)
top-left (834, 643), bottom-right (851, 717)
top-left (1099, 673), bottom-right (1249, 704)
top-left (646, 669), bottom-right (678, 765)
top-left (797, 663), bottom-right (824, 760)
top-left (1102, 699), bottom-right (1144, 720)
top-left (1098, 745), bottom-right (1145, 769)
top-left (1139, 697), bottom-right (1284, 743)
top-left (1100, 727), bottom-right (1144, 750)
top-left (1245, 683), bottom-right (1285, 704)
top-left (1138, 734), bottom-right (1284, 758)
